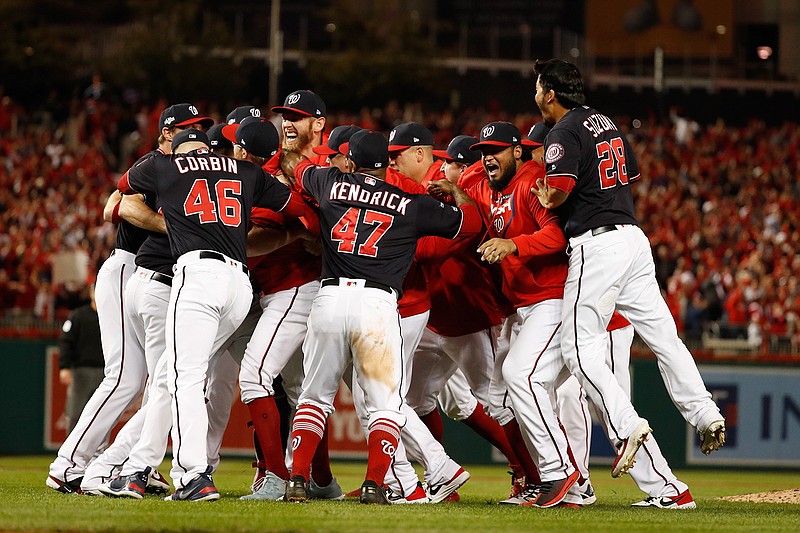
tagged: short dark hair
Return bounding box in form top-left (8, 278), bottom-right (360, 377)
top-left (534, 59), bottom-right (585, 109)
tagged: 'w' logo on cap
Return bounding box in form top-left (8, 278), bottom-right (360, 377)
top-left (287, 93), bottom-right (301, 105)
top-left (482, 125), bottom-right (495, 138)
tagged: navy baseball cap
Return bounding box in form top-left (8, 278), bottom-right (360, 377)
top-left (222, 106), bottom-right (262, 142)
top-left (341, 130), bottom-right (388, 169)
top-left (313, 124), bottom-right (361, 157)
top-left (387, 122), bottom-right (434, 152)
top-left (527, 122), bottom-right (551, 147)
top-left (172, 129), bottom-right (210, 151)
top-left (471, 121), bottom-right (536, 151)
top-left (235, 116), bottom-right (280, 159)
top-left (159, 103), bottom-right (213, 131)
top-left (271, 90), bottom-right (326, 118)
top-left (207, 124), bottom-right (233, 150)
top-left (432, 135), bottom-right (480, 165)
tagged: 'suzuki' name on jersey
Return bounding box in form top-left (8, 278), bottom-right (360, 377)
top-left (329, 181), bottom-right (412, 215)
top-left (582, 112), bottom-right (618, 138)
top-left (174, 154), bottom-right (238, 174)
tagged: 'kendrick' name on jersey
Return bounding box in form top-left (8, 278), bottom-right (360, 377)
top-left (328, 181), bottom-right (411, 215)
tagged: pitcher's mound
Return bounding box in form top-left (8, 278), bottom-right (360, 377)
top-left (720, 489), bottom-right (800, 504)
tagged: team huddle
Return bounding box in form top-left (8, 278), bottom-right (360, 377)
top-left (45, 59), bottom-right (726, 508)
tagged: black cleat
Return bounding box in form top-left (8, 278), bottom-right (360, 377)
top-left (98, 467), bottom-right (150, 499)
top-left (284, 475), bottom-right (309, 503)
top-left (164, 470), bottom-right (219, 502)
top-left (359, 480), bottom-right (390, 505)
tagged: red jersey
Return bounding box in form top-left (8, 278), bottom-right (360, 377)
top-left (458, 161), bottom-right (486, 190)
top-left (421, 161), bottom-right (444, 189)
top-left (467, 161), bottom-right (568, 309)
top-left (386, 167), bottom-right (430, 318)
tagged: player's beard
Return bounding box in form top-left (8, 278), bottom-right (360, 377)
top-left (487, 162), bottom-right (516, 191)
top-left (282, 127), bottom-right (313, 153)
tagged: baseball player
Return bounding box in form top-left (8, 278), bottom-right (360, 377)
top-left (388, 122), bottom-right (442, 187)
top-left (272, 89), bottom-right (328, 158)
top-left (429, 121), bottom-right (579, 508)
top-left (532, 59), bottom-right (725, 477)
top-left (115, 128), bottom-right (309, 501)
top-left (47, 103), bottom-right (212, 494)
top-left (279, 129), bottom-right (482, 504)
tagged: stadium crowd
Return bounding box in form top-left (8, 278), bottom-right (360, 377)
top-left (1, 92), bottom-right (798, 353)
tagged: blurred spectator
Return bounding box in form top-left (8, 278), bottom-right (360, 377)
top-left (58, 283), bottom-right (104, 432)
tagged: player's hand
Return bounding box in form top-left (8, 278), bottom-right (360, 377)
top-left (59, 368), bottom-right (73, 386)
top-left (478, 238), bottom-right (517, 263)
top-left (280, 151), bottom-right (307, 182)
top-left (427, 179), bottom-right (457, 198)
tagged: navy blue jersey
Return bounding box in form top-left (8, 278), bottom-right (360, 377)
top-left (544, 106), bottom-right (640, 238)
top-left (114, 151), bottom-right (161, 254)
top-left (298, 163), bottom-right (464, 293)
top-left (135, 233), bottom-right (174, 275)
top-left (120, 149), bottom-right (293, 264)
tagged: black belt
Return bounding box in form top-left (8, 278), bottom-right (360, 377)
top-left (150, 271), bottom-right (173, 287)
top-left (321, 278), bottom-right (394, 295)
top-left (591, 225), bottom-right (618, 236)
top-left (199, 251), bottom-right (248, 274)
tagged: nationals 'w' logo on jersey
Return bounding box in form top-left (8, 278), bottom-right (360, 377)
top-left (489, 191), bottom-right (515, 236)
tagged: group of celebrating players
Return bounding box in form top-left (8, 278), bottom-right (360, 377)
top-left (45, 59), bottom-right (726, 508)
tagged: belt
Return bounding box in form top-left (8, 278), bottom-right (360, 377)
top-left (321, 277), bottom-right (394, 295)
top-left (199, 251), bottom-right (248, 274)
top-left (150, 271), bottom-right (173, 287)
top-left (591, 225), bottom-right (618, 236)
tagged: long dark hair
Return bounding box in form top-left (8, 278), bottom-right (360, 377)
top-left (533, 59), bottom-right (585, 109)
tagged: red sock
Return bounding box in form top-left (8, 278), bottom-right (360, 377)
top-left (502, 419), bottom-right (541, 484)
top-left (289, 404), bottom-right (327, 481)
top-left (366, 418), bottom-right (400, 484)
top-left (419, 409), bottom-right (444, 444)
top-left (310, 424), bottom-right (333, 487)
top-left (463, 403), bottom-right (519, 465)
top-left (246, 397), bottom-right (289, 479)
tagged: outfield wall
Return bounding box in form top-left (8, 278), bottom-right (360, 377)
top-left (2, 339), bottom-right (799, 469)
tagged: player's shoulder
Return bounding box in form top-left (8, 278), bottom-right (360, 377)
top-left (386, 168), bottom-right (426, 194)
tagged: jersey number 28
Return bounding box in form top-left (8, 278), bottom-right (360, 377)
top-left (184, 179), bottom-right (242, 226)
top-left (596, 137), bottom-right (629, 189)
top-left (331, 207), bottom-right (394, 257)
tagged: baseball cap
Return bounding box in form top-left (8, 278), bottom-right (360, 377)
top-left (432, 135), bottom-right (481, 165)
top-left (312, 125), bottom-right (362, 157)
top-left (387, 122), bottom-right (434, 152)
top-left (471, 121), bottom-right (536, 151)
top-left (159, 103), bottom-right (213, 131)
top-left (207, 124), bottom-right (233, 150)
top-left (271, 90), bottom-right (326, 118)
top-left (235, 116), bottom-right (280, 159)
top-left (527, 122), bottom-right (551, 147)
top-left (222, 105), bottom-right (262, 143)
top-left (172, 129), bottom-right (210, 151)
top-left (341, 130), bottom-right (388, 169)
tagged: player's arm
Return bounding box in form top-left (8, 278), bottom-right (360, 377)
top-left (247, 221), bottom-right (311, 257)
top-left (427, 179), bottom-right (475, 208)
top-left (533, 178), bottom-right (570, 209)
top-left (103, 190), bottom-right (122, 224)
top-left (533, 128), bottom-right (580, 209)
top-left (119, 194), bottom-right (166, 234)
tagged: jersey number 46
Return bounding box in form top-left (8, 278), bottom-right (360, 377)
top-left (183, 179), bottom-right (242, 226)
top-left (331, 207), bottom-right (394, 257)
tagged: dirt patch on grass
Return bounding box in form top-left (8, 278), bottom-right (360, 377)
top-left (720, 489), bottom-right (800, 504)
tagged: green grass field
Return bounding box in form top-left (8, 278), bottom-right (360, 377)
top-left (1, 456), bottom-right (799, 532)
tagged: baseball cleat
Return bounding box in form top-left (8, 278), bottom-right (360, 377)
top-left (359, 480), bottom-right (390, 505)
top-left (612, 420), bottom-right (652, 478)
top-left (344, 487), bottom-right (361, 498)
top-left (442, 490), bottom-right (460, 502)
top-left (631, 489), bottom-right (697, 510)
top-left (241, 471), bottom-right (287, 501)
top-left (98, 468), bottom-right (150, 499)
top-left (309, 476), bottom-right (345, 500)
top-left (577, 480), bottom-right (596, 505)
top-left (386, 482), bottom-right (430, 504)
top-left (521, 470), bottom-right (580, 508)
top-left (509, 470), bottom-right (526, 498)
top-left (146, 469), bottom-right (170, 495)
top-left (46, 475), bottom-right (84, 495)
top-left (163, 471), bottom-right (219, 502)
top-left (284, 475), bottom-right (309, 503)
top-left (499, 484), bottom-right (540, 505)
top-left (426, 467), bottom-right (470, 503)
top-left (700, 420), bottom-right (726, 455)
